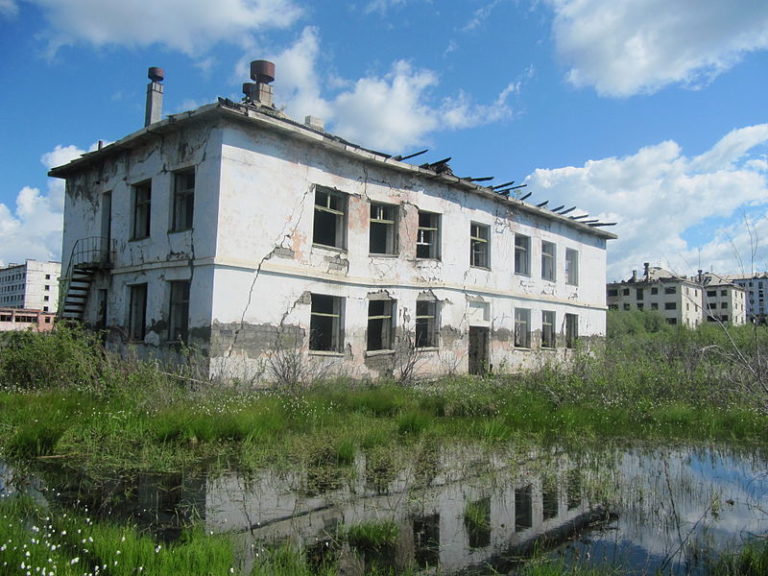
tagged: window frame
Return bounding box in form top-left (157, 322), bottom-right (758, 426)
top-left (541, 241), bottom-right (556, 282)
top-left (565, 313), bottom-right (578, 349)
top-left (514, 234), bottom-right (530, 276)
top-left (367, 298), bottom-right (396, 352)
top-left (469, 222), bottom-right (490, 269)
top-left (168, 280), bottom-right (190, 343)
top-left (131, 180), bottom-right (152, 240)
top-left (416, 211), bottom-right (441, 259)
top-left (369, 202), bottom-right (398, 255)
top-left (541, 310), bottom-right (556, 349)
top-left (565, 248), bottom-right (579, 286)
top-left (313, 186), bottom-right (347, 250)
top-left (514, 308), bottom-right (531, 348)
top-left (309, 294), bottom-right (344, 353)
top-left (415, 298), bottom-right (439, 349)
top-left (128, 283), bottom-right (148, 341)
top-left (171, 169), bottom-right (195, 232)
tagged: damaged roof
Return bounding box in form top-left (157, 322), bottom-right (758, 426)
top-left (49, 97), bottom-right (617, 241)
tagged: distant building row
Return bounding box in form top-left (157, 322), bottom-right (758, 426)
top-left (0, 260), bottom-right (59, 332)
top-left (606, 263), bottom-right (768, 327)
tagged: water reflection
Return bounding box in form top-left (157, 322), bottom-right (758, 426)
top-left (3, 443), bottom-right (768, 575)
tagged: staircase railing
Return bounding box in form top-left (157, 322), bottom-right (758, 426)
top-left (58, 237), bottom-right (113, 318)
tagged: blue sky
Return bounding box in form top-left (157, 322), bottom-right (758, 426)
top-left (1, 0), bottom-right (767, 282)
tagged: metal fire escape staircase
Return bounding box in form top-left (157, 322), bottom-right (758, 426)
top-left (59, 237), bottom-right (113, 321)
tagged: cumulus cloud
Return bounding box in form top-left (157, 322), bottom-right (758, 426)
top-left (0, 144), bottom-right (85, 267)
top-left (271, 28), bottom-right (517, 152)
top-left (547, 0), bottom-right (768, 97)
top-left (527, 124), bottom-right (768, 281)
top-left (24, 0), bottom-right (302, 55)
top-left (0, 0), bottom-right (17, 18)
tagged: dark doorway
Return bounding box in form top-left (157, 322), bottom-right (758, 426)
top-left (468, 326), bottom-right (489, 375)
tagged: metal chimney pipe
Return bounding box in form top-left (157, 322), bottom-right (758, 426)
top-left (145, 67), bottom-right (165, 127)
top-left (248, 60), bottom-right (275, 107)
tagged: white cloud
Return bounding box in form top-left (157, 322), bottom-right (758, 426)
top-left (547, 0), bottom-right (768, 97)
top-left (267, 28), bottom-right (516, 153)
top-left (0, 0), bottom-right (18, 18)
top-left (364, 0), bottom-right (411, 15)
top-left (527, 124), bottom-right (768, 281)
top-left (25, 0), bottom-right (302, 55)
top-left (0, 144), bottom-right (85, 267)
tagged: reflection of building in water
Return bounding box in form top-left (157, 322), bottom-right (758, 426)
top-left (202, 446), bottom-right (597, 573)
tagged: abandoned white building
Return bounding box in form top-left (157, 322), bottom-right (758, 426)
top-left (607, 264), bottom-right (746, 327)
top-left (50, 62), bottom-right (615, 381)
top-left (728, 273), bottom-right (768, 323)
top-left (0, 259), bottom-right (60, 313)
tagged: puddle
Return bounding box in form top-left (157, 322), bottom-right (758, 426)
top-left (2, 443), bottom-right (767, 574)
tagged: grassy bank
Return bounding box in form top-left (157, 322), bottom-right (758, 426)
top-left (1, 321), bottom-right (768, 473)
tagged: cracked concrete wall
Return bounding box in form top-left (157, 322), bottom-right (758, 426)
top-left (206, 120), bottom-right (608, 382)
top-left (62, 113), bottom-right (608, 383)
top-left (62, 122), bottom-right (223, 355)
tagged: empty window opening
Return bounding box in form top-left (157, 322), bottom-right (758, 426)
top-left (417, 211), bottom-right (440, 259)
top-left (132, 181), bottom-right (152, 240)
top-left (514, 308), bottom-right (531, 348)
top-left (542, 310), bottom-right (556, 348)
top-left (310, 294), bottom-right (344, 352)
top-left (515, 485), bottom-right (533, 531)
top-left (415, 299), bottom-right (438, 348)
top-left (470, 223), bottom-right (490, 268)
top-left (313, 186), bottom-right (347, 249)
top-left (515, 234), bottom-right (530, 276)
top-left (171, 169), bottom-right (195, 232)
top-left (542, 241), bottom-right (556, 281)
top-left (369, 203), bottom-right (398, 255)
top-left (367, 299), bottom-right (395, 351)
top-left (168, 280), bottom-right (190, 343)
top-left (128, 283), bottom-right (148, 341)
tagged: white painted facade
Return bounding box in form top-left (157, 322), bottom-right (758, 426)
top-left (0, 260), bottom-right (60, 312)
top-left (52, 96), bottom-right (614, 382)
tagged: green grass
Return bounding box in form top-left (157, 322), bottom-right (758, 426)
top-left (2, 324), bottom-right (768, 475)
top-left (0, 495), bottom-right (237, 576)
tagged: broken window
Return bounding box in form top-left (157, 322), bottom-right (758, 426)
top-left (470, 222), bottom-right (490, 268)
top-left (542, 240), bottom-right (556, 281)
top-left (369, 202), bottom-right (398, 255)
top-left (514, 234), bottom-right (530, 276)
top-left (313, 186), bottom-right (347, 249)
top-left (515, 485), bottom-right (533, 531)
top-left (367, 298), bottom-right (395, 351)
top-left (416, 211), bottom-right (440, 259)
top-left (665, 302), bottom-right (677, 310)
top-left (132, 180), bottom-right (152, 240)
top-left (565, 313), bottom-right (578, 349)
top-left (665, 286), bottom-right (676, 294)
top-left (310, 294), bottom-right (344, 352)
top-left (415, 298), bottom-right (439, 348)
top-left (565, 248), bottom-right (579, 286)
top-left (168, 280), bottom-right (190, 343)
top-left (514, 308), bottom-right (531, 348)
top-left (543, 476), bottom-right (559, 520)
top-left (541, 310), bottom-right (555, 348)
top-left (171, 169), bottom-right (195, 232)
top-left (636, 288), bottom-right (644, 300)
top-left (128, 283), bottom-right (148, 341)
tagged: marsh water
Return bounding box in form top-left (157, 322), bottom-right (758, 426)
top-left (2, 443), bottom-right (768, 575)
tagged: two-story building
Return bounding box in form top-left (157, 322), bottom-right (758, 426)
top-left (50, 62), bottom-right (615, 382)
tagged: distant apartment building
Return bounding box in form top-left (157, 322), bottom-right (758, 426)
top-left (607, 264), bottom-right (746, 327)
top-left (0, 260), bottom-right (61, 313)
top-left (607, 264), bottom-right (703, 327)
top-left (697, 272), bottom-right (747, 326)
top-left (0, 308), bottom-right (56, 332)
top-left (728, 273), bottom-right (768, 323)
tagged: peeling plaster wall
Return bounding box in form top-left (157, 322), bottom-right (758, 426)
top-left (60, 109), bottom-right (610, 383)
top-left (61, 123), bottom-right (223, 358)
top-left (207, 120), bottom-right (608, 381)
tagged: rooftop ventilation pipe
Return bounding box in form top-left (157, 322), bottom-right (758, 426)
top-left (243, 60), bottom-right (275, 107)
top-left (145, 67), bottom-right (164, 127)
